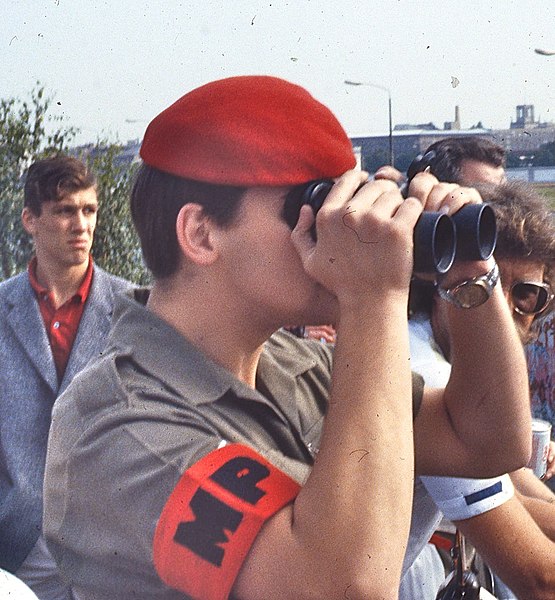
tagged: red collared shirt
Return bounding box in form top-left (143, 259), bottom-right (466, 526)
top-left (28, 256), bottom-right (94, 381)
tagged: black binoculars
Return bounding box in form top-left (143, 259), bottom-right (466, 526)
top-left (283, 179), bottom-right (497, 274)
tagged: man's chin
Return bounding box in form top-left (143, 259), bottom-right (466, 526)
top-left (67, 252), bottom-right (91, 268)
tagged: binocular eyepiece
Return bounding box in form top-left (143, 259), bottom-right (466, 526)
top-left (283, 179), bottom-right (497, 274)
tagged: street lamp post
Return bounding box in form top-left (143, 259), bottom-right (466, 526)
top-left (344, 79), bottom-right (393, 166)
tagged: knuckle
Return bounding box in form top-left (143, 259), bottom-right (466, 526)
top-left (376, 178), bottom-right (399, 193)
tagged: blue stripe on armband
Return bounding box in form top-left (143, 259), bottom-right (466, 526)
top-left (464, 481), bottom-right (503, 506)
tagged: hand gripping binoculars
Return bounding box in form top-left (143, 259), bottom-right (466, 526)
top-left (283, 179), bottom-right (497, 274)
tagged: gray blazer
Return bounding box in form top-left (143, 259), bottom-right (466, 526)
top-left (0, 266), bottom-right (133, 571)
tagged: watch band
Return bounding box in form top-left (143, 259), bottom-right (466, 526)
top-left (437, 263), bottom-right (499, 309)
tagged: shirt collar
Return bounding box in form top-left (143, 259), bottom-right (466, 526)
top-left (109, 291), bottom-right (325, 408)
top-left (28, 255), bottom-right (94, 303)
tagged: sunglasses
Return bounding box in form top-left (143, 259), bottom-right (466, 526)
top-left (509, 281), bottom-right (554, 316)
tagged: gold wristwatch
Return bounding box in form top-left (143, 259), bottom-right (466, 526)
top-left (436, 263), bottom-right (499, 309)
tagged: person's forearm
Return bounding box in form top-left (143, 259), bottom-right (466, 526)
top-left (511, 467), bottom-right (555, 503)
top-left (442, 265), bottom-right (530, 474)
top-left (515, 490), bottom-right (555, 540)
top-left (456, 498), bottom-right (555, 600)
top-left (236, 298), bottom-right (415, 600)
top-left (294, 299), bottom-right (415, 595)
top-left (511, 468), bottom-right (555, 541)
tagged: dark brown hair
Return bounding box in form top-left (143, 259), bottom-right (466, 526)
top-left (477, 180), bottom-right (555, 288)
top-left (410, 180), bottom-right (555, 319)
top-left (407, 137), bottom-right (506, 184)
top-left (130, 164), bottom-right (246, 279)
top-left (24, 155), bottom-right (96, 215)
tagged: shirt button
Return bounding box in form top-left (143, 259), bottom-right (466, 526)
top-left (53, 321), bottom-right (60, 330)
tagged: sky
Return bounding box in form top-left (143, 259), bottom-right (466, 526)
top-left (1, 0), bottom-right (554, 145)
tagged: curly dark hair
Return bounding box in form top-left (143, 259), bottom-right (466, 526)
top-left (477, 180), bottom-right (555, 288)
top-left (410, 180), bottom-right (555, 320)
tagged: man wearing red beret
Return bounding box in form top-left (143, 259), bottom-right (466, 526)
top-left (43, 76), bottom-right (530, 599)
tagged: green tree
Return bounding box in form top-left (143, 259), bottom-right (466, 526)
top-left (0, 84), bottom-right (77, 279)
top-left (0, 85), bottom-right (149, 284)
top-left (85, 143), bottom-right (150, 285)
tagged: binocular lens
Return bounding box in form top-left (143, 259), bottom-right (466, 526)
top-left (451, 203), bottom-right (497, 262)
top-left (413, 213), bottom-right (456, 274)
top-left (283, 179), bottom-right (497, 274)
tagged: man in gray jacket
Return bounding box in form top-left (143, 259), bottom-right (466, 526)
top-left (0, 155), bottom-right (132, 599)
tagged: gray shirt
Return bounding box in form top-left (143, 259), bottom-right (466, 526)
top-left (44, 292), bottom-right (425, 599)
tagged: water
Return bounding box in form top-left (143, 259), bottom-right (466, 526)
top-left (506, 166), bottom-right (555, 183)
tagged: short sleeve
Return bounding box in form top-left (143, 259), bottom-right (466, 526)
top-left (153, 443), bottom-right (301, 600)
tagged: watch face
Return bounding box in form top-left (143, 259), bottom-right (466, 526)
top-left (454, 282), bottom-right (489, 308)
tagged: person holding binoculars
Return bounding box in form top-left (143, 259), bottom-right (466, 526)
top-left (397, 138), bottom-right (555, 600)
top-left (43, 77), bottom-right (530, 600)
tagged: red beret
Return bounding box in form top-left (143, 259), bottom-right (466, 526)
top-left (140, 76), bottom-right (355, 186)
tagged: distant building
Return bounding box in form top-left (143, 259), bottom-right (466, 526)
top-left (350, 105), bottom-right (555, 171)
top-left (496, 105), bottom-right (555, 154)
top-left (394, 121), bottom-right (438, 132)
top-left (74, 106), bottom-right (554, 176)
top-left (443, 105), bottom-right (461, 131)
top-left (511, 105), bottom-right (536, 129)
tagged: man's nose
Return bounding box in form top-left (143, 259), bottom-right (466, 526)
top-left (73, 211), bottom-right (88, 231)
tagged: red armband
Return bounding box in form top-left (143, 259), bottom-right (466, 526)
top-left (153, 443), bottom-right (301, 600)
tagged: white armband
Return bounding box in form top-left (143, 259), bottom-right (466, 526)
top-left (420, 474), bottom-right (514, 521)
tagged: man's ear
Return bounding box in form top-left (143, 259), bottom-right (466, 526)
top-left (175, 203), bottom-right (220, 266)
top-left (21, 207), bottom-right (37, 237)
